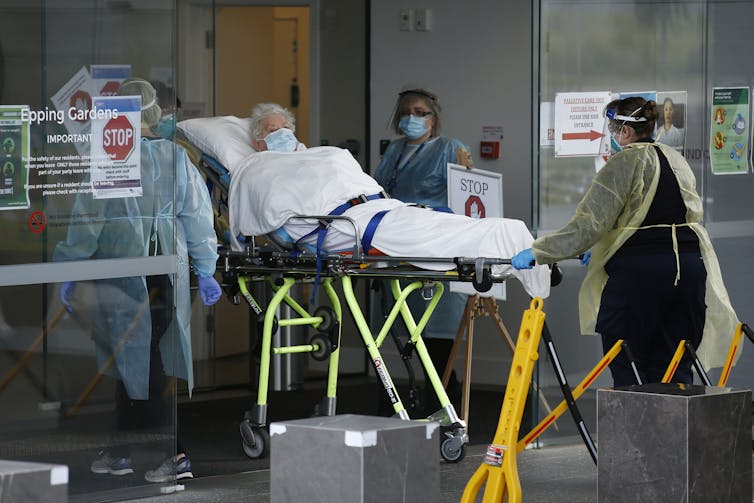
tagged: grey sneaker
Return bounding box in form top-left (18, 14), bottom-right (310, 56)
top-left (90, 450), bottom-right (134, 475)
top-left (144, 456), bottom-right (193, 483)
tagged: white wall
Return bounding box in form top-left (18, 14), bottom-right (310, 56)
top-left (370, 0), bottom-right (539, 385)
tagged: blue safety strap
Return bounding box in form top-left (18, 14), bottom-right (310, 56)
top-left (361, 210), bottom-right (389, 254)
top-left (296, 193), bottom-right (387, 304)
top-left (328, 193), bottom-right (387, 216)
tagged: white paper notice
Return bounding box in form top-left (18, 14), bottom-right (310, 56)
top-left (554, 91), bottom-right (611, 157)
top-left (89, 95), bottom-right (142, 199)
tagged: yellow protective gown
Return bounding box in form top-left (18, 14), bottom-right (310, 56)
top-left (532, 141), bottom-right (739, 369)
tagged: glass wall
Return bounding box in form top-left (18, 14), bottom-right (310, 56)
top-left (0, 1), bottom-right (182, 500)
top-left (533, 0), bottom-right (754, 447)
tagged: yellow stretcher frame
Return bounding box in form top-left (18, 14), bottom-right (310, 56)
top-left (222, 248), bottom-right (506, 462)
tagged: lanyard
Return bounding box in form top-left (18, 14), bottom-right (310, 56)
top-left (386, 141), bottom-right (426, 193)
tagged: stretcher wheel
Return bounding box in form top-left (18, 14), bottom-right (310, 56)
top-left (440, 434), bottom-right (466, 463)
top-left (313, 306), bottom-right (336, 332)
top-left (308, 333), bottom-right (332, 361)
top-left (240, 421), bottom-right (269, 459)
top-left (472, 269), bottom-right (493, 293)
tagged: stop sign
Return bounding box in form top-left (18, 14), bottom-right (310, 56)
top-left (103, 115), bottom-right (135, 161)
top-left (465, 195), bottom-right (486, 218)
top-left (99, 81), bottom-right (121, 96)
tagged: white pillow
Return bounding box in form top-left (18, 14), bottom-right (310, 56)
top-left (177, 116), bottom-right (255, 172)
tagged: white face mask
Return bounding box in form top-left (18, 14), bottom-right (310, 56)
top-left (264, 128), bottom-right (298, 152)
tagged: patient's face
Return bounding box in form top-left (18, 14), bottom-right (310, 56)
top-left (252, 113), bottom-right (291, 151)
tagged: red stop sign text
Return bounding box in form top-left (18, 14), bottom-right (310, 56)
top-left (103, 115), bottom-right (135, 161)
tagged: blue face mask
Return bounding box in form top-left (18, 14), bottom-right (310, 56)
top-left (152, 114), bottom-right (176, 139)
top-left (264, 128), bottom-right (298, 152)
top-left (399, 115), bottom-right (429, 140)
top-left (610, 134), bottom-right (622, 153)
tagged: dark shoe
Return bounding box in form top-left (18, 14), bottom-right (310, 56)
top-left (90, 450), bottom-right (133, 476)
top-left (144, 455), bottom-right (193, 483)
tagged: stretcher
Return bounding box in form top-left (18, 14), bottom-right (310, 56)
top-left (176, 117), bottom-right (551, 462)
top-left (219, 239), bottom-right (523, 462)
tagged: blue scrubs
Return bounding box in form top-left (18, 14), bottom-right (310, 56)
top-left (374, 136), bottom-right (470, 341)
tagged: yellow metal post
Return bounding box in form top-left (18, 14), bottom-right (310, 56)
top-left (443, 295), bottom-right (554, 427)
top-left (516, 339), bottom-right (623, 452)
top-left (718, 323), bottom-right (743, 386)
top-left (661, 340), bottom-right (687, 383)
top-left (460, 298), bottom-right (545, 503)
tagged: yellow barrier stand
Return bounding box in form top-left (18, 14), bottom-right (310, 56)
top-left (718, 323), bottom-right (743, 386)
top-left (515, 339), bottom-right (623, 453)
top-left (460, 298), bottom-right (545, 503)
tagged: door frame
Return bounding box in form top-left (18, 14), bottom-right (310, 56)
top-left (213, 0), bottom-right (320, 145)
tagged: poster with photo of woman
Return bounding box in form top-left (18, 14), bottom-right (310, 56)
top-left (655, 91), bottom-right (687, 153)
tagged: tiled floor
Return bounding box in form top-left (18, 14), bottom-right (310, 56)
top-left (126, 442), bottom-right (601, 503)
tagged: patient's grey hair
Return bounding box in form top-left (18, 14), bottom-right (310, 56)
top-left (250, 103), bottom-right (296, 139)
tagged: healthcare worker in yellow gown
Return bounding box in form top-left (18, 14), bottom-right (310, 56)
top-left (512, 96), bottom-right (739, 386)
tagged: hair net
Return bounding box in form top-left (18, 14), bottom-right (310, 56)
top-left (249, 103), bottom-right (296, 139)
top-left (117, 78), bottom-right (162, 129)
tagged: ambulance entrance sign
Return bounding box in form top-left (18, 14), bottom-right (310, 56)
top-left (554, 91), bottom-right (611, 157)
top-left (447, 163), bottom-right (505, 300)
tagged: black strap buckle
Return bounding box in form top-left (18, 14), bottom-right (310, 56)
top-left (348, 194), bottom-right (368, 207)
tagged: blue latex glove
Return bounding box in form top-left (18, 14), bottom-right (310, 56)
top-left (580, 250), bottom-right (592, 266)
top-left (198, 276), bottom-right (222, 306)
top-left (511, 248), bottom-right (535, 270)
top-left (61, 281), bottom-right (76, 313)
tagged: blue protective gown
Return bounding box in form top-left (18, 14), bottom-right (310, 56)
top-left (54, 138), bottom-right (218, 399)
top-left (374, 136), bottom-right (470, 339)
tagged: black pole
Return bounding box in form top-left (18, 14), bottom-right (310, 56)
top-left (541, 321), bottom-right (597, 464)
top-left (742, 323), bottom-right (754, 345)
top-left (683, 341), bottom-right (712, 386)
top-left (620, 341), bottom-right (643, 385)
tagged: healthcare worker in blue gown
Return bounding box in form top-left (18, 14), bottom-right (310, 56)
top-left (54, 78), bottom-right (221, 483)
top-left (511, 96), bottom-right (739, 387)
top-left (374, 88), bottom-right (473, 414)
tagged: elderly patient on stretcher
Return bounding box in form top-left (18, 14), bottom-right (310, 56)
top-left (226, 120), bottom-right (551, 300)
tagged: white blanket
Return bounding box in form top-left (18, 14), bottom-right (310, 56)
top-left (228, 147), bottom-right (550, 298)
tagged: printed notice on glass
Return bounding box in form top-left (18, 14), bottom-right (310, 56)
top-left (50, 66), bottom-right (97, 139)
top-left (539, 102), bottom-right (555, 147)
top-left (0, 105), bottom-right (30, 210)
top-left (89, 95), bottom-right (142, 199)
top-left (709, 87), bottom-right (750, 175)
top-left (554, 91), bottom-right (611, 157)
top-left (90, 64), bottom-right (131, 97)
top-left (447, 163), bottom-right (505, 300)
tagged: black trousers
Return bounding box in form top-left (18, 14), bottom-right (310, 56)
top-left (597, 253), bottom-right (706, 387)
top-left (111, 275), bottom-right (184, 458)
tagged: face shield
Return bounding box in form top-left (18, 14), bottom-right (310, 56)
top-left (605, 107), bottom-right (648, 153)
